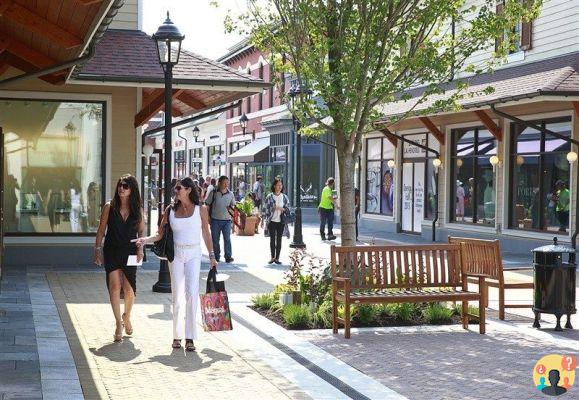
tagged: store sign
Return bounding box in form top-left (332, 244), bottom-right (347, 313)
top-left (413, 163), bottom-right (424, 233)
top-left (402, 134), bottom-right (427, 159)
top-left (402, 163), bottom-right (413, 232)
top-left (173, 139), bottom-right (186, 151)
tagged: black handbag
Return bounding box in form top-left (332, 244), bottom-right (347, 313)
top-left (281, 207), bottom-right (295, 224)
top-left (206, 266), bottom-right (225, 293)
top-left (152, 206), bottom-right (174, 262)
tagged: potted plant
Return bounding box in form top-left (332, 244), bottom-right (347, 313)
top-left (235, 195), bottom-right (258, 236)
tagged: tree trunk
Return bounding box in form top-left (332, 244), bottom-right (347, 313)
top-left (337, 152), bottom-right (357, 246)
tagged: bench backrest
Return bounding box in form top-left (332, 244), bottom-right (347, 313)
top-left (330, 244), bottom-right (465, 289)
top-left (448, 236), bottom-right (503, 282)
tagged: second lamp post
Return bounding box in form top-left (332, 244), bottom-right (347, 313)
top-left (288, 83), bottom-right (312, 249)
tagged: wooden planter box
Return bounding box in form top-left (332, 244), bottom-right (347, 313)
top-left (237, 215), bottom-right (258, 236)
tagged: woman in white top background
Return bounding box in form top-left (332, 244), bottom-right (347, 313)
top-left (262, 178), bottom-right (290, 265)
top-left (133, 177), bottom-right (217, 352)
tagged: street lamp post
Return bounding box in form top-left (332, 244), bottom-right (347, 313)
top-left (143, 144), bottom-right (154, 236)
top-left (288, 83), bottom-right (312, 249)
top-left (152, 12), bottom-right (184, 293)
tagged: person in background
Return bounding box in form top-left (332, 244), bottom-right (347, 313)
top-left (94, 174), bottom-right (144, 342)
top-left (262, 178), bottom-right (290, 264)
top-left (318, 177), bottom-right (338, 241)
top-left (252, 175), bottom-right (265, 210)
top-left (355, 187), bottom-right (360, 242)
top-left (205, 176), bottom-right (236, 263)
top-left (237, 179), bottom-right (246, 201)
top-left (206, 178), bottom-right (216, 198)
top-left (555, 180), bottom-right (570, 232)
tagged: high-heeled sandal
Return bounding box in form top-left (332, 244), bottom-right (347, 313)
top-left (113, 324), bottom-right (123, 342)
top-left (172, 339), bottom-right (182, 349)
top-left (122, 313), bottom-right (133, 335)
top-left (185, 339), bottom-right (196, 352)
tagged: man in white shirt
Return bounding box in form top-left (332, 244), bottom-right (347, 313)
top-left (252, 175), bottom-right (265, 209)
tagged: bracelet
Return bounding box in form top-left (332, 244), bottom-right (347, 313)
top-left (95, 246), bottom-right (102, 250)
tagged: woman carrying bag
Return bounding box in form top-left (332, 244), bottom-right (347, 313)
top-left (133, 177), bottom-right (217, 352)
top-left (94, 174), bottom-right (144, 342)
top-left (262, 178), bottom-right (291, 265)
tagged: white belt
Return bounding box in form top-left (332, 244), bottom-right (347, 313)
top-left (174, 244), bottom-right (200, 249)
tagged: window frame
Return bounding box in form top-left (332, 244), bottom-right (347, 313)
top-left (1, 98), bottom-right (107, 237)
top-left (449, 126), bottom-right (497, 225)
top-left (508, 116), bottom-right (572, 232)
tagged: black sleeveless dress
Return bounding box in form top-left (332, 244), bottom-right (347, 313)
top-left (103, 207), bottom-right (139, 294)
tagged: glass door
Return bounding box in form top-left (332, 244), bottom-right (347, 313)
top-left (401, 161), bottom-right (425, 234)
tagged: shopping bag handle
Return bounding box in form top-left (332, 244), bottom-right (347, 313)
top-left (206, 265), bottom-right (218, 293)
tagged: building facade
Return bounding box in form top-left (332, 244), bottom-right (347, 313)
top-left (0, 0), bottom-right (267, 266)
top-left (218, 43), bottom-right (335, 205)
top-left (360, 0), bottom-right (579, 251)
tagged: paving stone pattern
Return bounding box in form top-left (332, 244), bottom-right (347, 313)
top-left (299, 328), bottom-right (577, 400)
top-left (47, 270), bottom-right (307, 400)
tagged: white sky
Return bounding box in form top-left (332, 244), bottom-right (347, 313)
top-left (142, 0), bottom-right (248, 60)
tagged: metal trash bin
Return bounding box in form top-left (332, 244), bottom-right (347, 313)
top-left (532, 238), bottom-right (576, 331)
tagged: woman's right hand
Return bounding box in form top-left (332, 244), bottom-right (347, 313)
top-left (94, 248), bottom-right (102, 266)
top-left (131, 237), bottom-right (147, 248)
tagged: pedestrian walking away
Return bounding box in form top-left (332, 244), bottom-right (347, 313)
top-left (134, 177), bottom-right (217, 352)
top-left (319, 177), bottom-right (339, 241)
top-left (205, 175), bottom-right (236, 263)
top-left (252, 175), bottom-right (265, 210)
top-left (94, 174), bottom-right (145, 342)
top-left (262, 178), bottom-right (290, 264)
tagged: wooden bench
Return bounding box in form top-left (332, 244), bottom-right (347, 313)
top-left (448, 236), bottom-right (533, 320)
top-left (331, 244), bottom-right (487, 339)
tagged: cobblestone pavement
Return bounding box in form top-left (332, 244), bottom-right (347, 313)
top-left (295, 326), bottom-right (578, 400)
top-left (46, 270), bottom-right (308, 400)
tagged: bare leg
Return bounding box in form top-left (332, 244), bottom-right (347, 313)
top-left (121, 274), bottom-right (135, 335)
top-left (108, 270), bottom-right (123, 340)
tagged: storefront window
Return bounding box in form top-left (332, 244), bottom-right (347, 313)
top-left (174, 150), bottom-right (186, 179)
top-left (365, 137), bottom-right (395, 215)
top-left (301, 143), bottom-right (322, 207)
top-left (450, 128), bottom-right (496, 225)
top-left (510, 117), bottom-right (572, 232)
top-left (189, 147), bottom-right (203, 176)
top-left (208, 145), bottom-right (225, 178)
top-left (2, 100), bottom-right (104, 234)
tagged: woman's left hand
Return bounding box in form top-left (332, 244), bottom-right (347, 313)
top-left (211, 258), bottom-right (218, 268)
top-left (137, 251), bottom-right (144, 264)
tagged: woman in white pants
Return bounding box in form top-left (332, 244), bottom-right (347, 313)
top-left (134, 177), bottom-right (217, 351)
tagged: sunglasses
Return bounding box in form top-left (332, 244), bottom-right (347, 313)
top-left (118, 182), bottom-right (129, 190)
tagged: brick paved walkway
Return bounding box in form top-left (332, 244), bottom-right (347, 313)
top-left (47, 270), bottom-right (308, 400)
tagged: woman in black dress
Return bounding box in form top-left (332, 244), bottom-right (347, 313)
top-left (94, 175), bottom-right (144, 342)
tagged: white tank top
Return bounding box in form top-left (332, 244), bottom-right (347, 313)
top-left (169, 205), bottom-right (201, 246)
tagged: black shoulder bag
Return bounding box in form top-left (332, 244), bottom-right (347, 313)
top-left (152, 206), bottom-right (174, 262)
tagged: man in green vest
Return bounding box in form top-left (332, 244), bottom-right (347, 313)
top-left (319, 177), bottom-right (338, 240)
top-left (555, 180), bottom-right (570, 232)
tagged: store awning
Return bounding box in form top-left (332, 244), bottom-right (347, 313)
top-left (228, 137), bottom-right (269, 163)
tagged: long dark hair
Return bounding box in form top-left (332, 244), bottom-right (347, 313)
top-left (110, 174), bottom-right (142, 225)
top-left (174, 177), bottom-right (200, 211)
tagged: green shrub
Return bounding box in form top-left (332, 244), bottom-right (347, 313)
top-left (375, 303), bottom-right (398, 317)
top-left (422, 303), bottom-right (454, 324)
top-left (251, 293), bottom-right (277, 310)
top-left (282, 305), bottom-right (312, 329)
top-left (313, 300), bottom-right (333, 328)
top-left (273, 284), bottom-right (296, 298)
top-left (392, 303), bottom-right (416, 322)
top-left (353, 304), bottom-right (377, 326)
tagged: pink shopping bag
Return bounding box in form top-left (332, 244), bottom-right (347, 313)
top-left (200, 291), bottom-right (233, 332)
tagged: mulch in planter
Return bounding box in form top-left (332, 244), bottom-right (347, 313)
top-left (250, 306), bottom-right (479, 331)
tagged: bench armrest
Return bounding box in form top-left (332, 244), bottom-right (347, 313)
top-left (332, 277), bottom-right (351, 292)
top-left (333, 277), bottom-right (350, 282)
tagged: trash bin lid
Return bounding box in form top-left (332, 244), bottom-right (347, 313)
top-left (532, 237), bottom-right (576, 254)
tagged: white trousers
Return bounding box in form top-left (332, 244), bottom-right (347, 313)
top-left (169, 247), bottom-right (201, 340)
